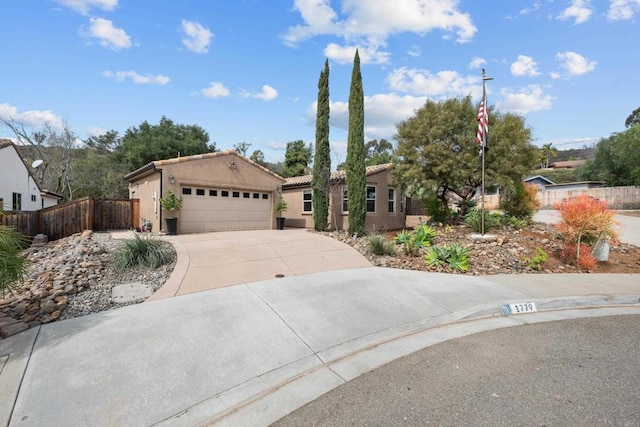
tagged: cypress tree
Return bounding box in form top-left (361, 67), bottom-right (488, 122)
top-left (345, 49), bottom-right (366, 236)
top-left (312, 59), bottom-right (331, 231)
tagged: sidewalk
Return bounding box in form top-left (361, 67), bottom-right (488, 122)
top-left (1, 268), bottom-right (638, 426)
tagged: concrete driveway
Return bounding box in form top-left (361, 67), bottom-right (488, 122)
top-left (146, 228), bottom-right (372, 300)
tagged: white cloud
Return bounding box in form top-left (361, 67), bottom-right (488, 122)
top-left (253, 85), bottom-right (278, 101)
top-left (103, 70), bottom-right (170, 85)
top-left (324, 42), bottom-right (390, 64)
top-left (307, 93), bottom-right (427, 140)
top-left (497, 85), bottom-right (554, 114)
top-left (469, 56), bottom-right (486, 69)
top-left (550, 71), bottom-right (561, 79)
top-left (510, 55), bottom-right (540, 77)
top-left (408, 45), bottom-right (421, 57)
top-left (54, 0), bottom-right (117, 14)
top-left (556, 51), bottom-right (597, 75)
top-left (558, 0), bottom-right (593, 24)
top-left (284, 0), bottom-right (477, 64)
top-left (83, 18), bottom-right (131, 50)
top-left (0, 103), bottom-right (65, 130)
top-left (87, 126), bottom-right (107, 137)
top-left (387, 67), bottom-right (482, 99)
top-left (200, 82), bottom-right (230, 99)
top-left (181, 20), bottom-right (213, 53)
top-left (607, 0), bottom-right (640, 20)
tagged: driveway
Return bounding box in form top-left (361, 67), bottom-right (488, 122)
top-left (146, 228), bottom-right (372, 300)
top-left (534, 210), bottom-right (640, 247)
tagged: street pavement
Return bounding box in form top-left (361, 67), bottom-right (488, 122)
top-left (275, 314), bottom-right (640, 426)
top-left (0, 212), bottom-right (639, 426)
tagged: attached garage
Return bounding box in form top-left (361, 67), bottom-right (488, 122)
top-left (124, 150), bottom-right (285, 234)
top-left (180, 186), bottom-right (272, 233)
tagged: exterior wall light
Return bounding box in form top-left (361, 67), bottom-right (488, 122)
top-left (169, 174), bottom-right (176, 184)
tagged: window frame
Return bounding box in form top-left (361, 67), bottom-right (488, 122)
top-left (341, 186), bottom-right (348, 213)
top-left (366, 185), bottom-right (376, 213)
top-left (388, 187), bottom-right (396, 214)
top-left (302, 189), bottom-right (313, 213)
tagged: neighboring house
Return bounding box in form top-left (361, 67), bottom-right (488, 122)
top-left (543, 181), bottom-right (605, 191)
top-left (550, 160), bottom-right (587, 169)
top-left (124, 150), bottom-right (285, 234)
top-left (0, 138), bottom-right (62, 211)
top-left (281, 163), bottom-right (405, 231)
top-left (524, 175), bottom-right (555, 190)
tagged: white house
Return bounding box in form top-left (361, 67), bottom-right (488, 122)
top-left (0, 138), bottom-right (62, 211)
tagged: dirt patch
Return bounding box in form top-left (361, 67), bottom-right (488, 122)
top-left (618, 211), bottom-right (640, 218)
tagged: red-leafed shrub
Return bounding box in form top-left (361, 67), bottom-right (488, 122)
top-left (561, 243), bottom-right (598, 269)
top-left (555, 195), bottom-right (618, 267)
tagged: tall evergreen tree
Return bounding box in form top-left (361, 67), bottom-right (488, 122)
top-left (312, 59), bottom-right (331, 231)
top-left (345, 50), bottom-right (366, 236)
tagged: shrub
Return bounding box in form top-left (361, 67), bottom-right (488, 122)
top-left (501, 215), bottom-right (529, 229)
top-left (501, 182), bottom-right (540, 220)
top-left (464, 210), bottom-right (501, 233)
top-left (424, 195), bottom-right (449, 223)
top-left (561, 243), bottom-right (597, 269)
top-left (367, 232), bottom-right (395, 256)
top-left (0, 225), bottom-right (29, 297)
top-left (555, 195), bottom-right (618, 264)
top-left (394, 224), bottom-right (435, 256)
top-left (425, 243), bottom-right (471, 272)
top-left (526, 247), bottom-right (548, 271)
top-left (113, 234), bottom-right (174, 272)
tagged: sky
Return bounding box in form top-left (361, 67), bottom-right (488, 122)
top-left (1, 0), bottom-right (639, 165)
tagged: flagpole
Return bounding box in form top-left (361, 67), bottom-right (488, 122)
top-left (480, 69), bottom-right (493, 236)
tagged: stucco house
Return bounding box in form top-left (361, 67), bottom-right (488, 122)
top-left (124, 150), bottom-right (286, 234)
top-left (0, 138), bottom-right (62, 211)
top-left (281, 163), bottom-right (405, 231)
top-left (523, 175), bottom-right (555, 190)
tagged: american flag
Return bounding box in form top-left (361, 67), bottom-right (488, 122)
top-left (476, 98), bottom-right (488, 149)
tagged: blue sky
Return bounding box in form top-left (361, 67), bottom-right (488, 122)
top-left (1, 0), bottom-right (638, 165)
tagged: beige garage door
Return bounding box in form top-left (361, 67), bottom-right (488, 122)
top-left (179, 186), bottom-right (272, 233)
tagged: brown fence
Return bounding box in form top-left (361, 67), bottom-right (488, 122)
top-left (0, 198), bottom-right (139, 241)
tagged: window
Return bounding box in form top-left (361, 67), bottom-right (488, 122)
top-left (243, 192), bottom-right (250, 198)
top-left (366, 186), bottom-right (376, 213)
top-left (209, 189), bottom-right (217, 196)
top-left (12, 193), bottom-right (22, 210)
top-left (253, 193), bottom-right (259, 199)
top-left (196, 189), bottom-right (205, 196)
top-left (31, 194), bottom-right (37, 202)
top-left (302, 189), bottom-right (312, 213)
top-left (182, 188), bottom-right (192, 195)
top-left (262, 194), bottom-right (269, 200)
top-left (232, 191), bottom-right (240, 198)
top-left (221, 190), bottom-right (229, 197)
top-left (388, 188), bottom-right (395, 213)
top-left (342, 186), bottom-right (348, 212)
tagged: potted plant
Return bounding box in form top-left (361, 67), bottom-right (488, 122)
top-left (159, 189), bottom-right (183, 235)
top-left (276, 196), bottom-right (288, 230)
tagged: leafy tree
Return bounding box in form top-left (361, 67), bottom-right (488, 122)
top-left (538, 142), bottom-right (558, 169)
top-left (582, 125), bottom-right (640, 186)
top-left (625, 106), bottom-right (640, 128)
top-left (233, 142), bottom-right (252, 156)
top-left (282, 140), bottom-right (313, 177)
top-left (312, 59), bottom-right (331, 231)
top-left (119, 116), bottom-right (213, 171)
top-left (365, 138), bottom-right (393, 166)
top-left (75, 131), bottom-right (129, 198)
top-left (393, 96), bottom-right (536, 220)
top-left (345, 49), bottom-right (366, 236)
top-left (249, 149), bottom-right (265, 166)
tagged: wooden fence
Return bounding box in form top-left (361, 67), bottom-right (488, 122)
top-left (0, 198), bottom-right (139, 241)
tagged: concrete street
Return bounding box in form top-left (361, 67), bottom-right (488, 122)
top-left (275, 315), bottom-right (640, 426)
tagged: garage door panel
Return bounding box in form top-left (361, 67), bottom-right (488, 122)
top-left (180, 187), bottom-right (271, 233)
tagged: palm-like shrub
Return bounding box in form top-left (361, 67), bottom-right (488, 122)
top-left (0, 225), bottom-right (29, 297)
top-left (113, 234), bottom-right (174, 272)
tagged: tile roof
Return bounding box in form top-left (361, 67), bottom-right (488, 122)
top-left (0, 138), bottom-right (14, 150)
top-left (124, 150), bottom-right (286, 182)
top-left (283, 163), bottom-right (393, 188)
